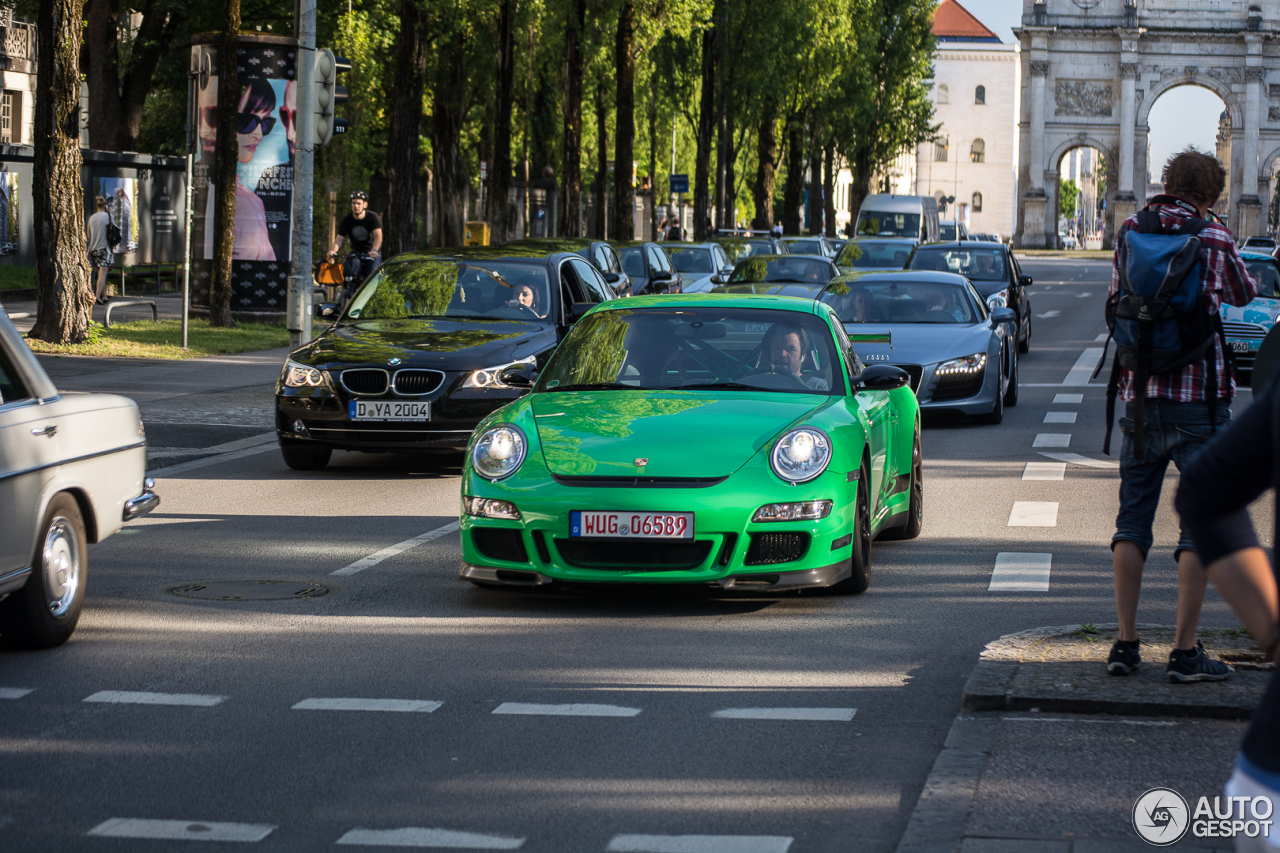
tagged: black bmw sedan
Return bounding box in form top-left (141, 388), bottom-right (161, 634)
top-left (275, 246), bottom-right (616, 469)
top-left (904, 240), bottom-right (1033, 353)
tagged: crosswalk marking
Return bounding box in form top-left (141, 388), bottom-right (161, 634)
top-left (1008, 502), bottom-right (1058, 527)
top-left (1022, 462), bottom-right (1066, 481)
top-left (1043, 412), bottom-right (1077, 424)
top-left (607, 835), bottom-right (794, 853)
top-left (1054, 393), bottom-right (1083, 404)
top-left (1094, 332), bottom-right (1108, 342)
top-left (1033, 433), bottom-right (1071, 448)
top-left (1063, 348), bottom-right (1104, 386)
top-left (87, 818), bottom-right (275, 842)
top-left (492, 702), bottom-right (641, 717)
top-left (336, 827), bottom-right (525, 849)
top-left (292, 698), bottom-right (443, 713)
top-left (712, 707), bottom-right (856, 721)
top-left (990, 553), bottom-right (1053, 592)
top-left (1037, 451), bottom-right (1118, 469)
top-left (84, 690), bottom-right (225, 707)
top-left (332, 521), bottom-right (460, 576)
top-left (0, 687), bottom-right (33, 700)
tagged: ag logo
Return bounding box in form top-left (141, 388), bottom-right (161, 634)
top-left (1133, 787), bottom-right (1190, 845)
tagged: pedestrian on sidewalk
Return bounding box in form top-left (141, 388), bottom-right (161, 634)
top-left (1105, 148), bottom-right (1256, 682)
top-left (1175, 378), bottom-right (1280, 849)
top-left (86, 196), bottom-right (113, 305)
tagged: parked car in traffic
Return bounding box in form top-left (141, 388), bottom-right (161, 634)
top-left (723, 254), bottom-right (841, 289)
top-left (904, 240), bottom-right (1033, 353)
top-left (854, 194), bottom-right (940, 242)
top-left (1241, 236), bottom-right (1276, 252)
top-left (835, 238), bottom-right (916, 273)
top-left (614, 241), bottom-right (684, 296)
top-left (664, 243), bottom-right (735, 293)
top-left (0, 311), bottom-right (158, 648)
top-left (781, 235), bottom-right (837, 258)
top-left (1221, 250), bottom-right (1280, 382)
top-left (939, 219), bottom-right (969, 242)
top-left (968, 232), bottom-right (1002, 244)
top-left (711, 235), bottom-right (790, 263)
top-left (503, 237), bottom-right (632, 297)
top-left (277, 246), bottom-right (618, 470)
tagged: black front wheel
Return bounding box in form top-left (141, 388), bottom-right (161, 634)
top-left (883, 429), bottom-right (923, 541)
top-left (830, 464), bottom-right (872, 594)
top-left (1018, 312), bottom-right (1031, 354)
top-left (1003, 349), bottom-right (1019, 407)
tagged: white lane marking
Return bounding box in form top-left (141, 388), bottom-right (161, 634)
top-left (1033, 433), bottom-right (1071, 448)
top-left (336, 827), bottom-right (524, 849)
top-left (1043, 412), bottom-right (1077, 424)
top-left (1022, 462), bottom-right (1066, 481)
top-left (712, 707), bottom-right (856, 721)
top-left (1053, 393), bottom-right (1083, 404)
top-left (989, 553), bottom-right (1053, 591)
top-left (1037, 451), bottom-right (1119, 469)
top-left (492, 702), bottom-right (641, 717)
top-left (292, 698), bottom-right (443, 713)
top-left (332, 522), bottom-right (461, 576)
top-left (1008, 502), bottom-right (1059, 527)
top-left (87, 818), bottom-right (275, 842)
top-left (0, 687), bottom-right (33, 700)
top-left (1075, 292), bottom-right (1092, 298)
top-left (84, 690), bottom-right (225, 707)
top-left (607, 836), bottom-right (793, 853)
top-left (1035, 310), bottom-right (1062, 319)
top-left (1094, 332), bottom-right (1109, 342)
top-left (1063, 348), bottom-right (1104, 386)
top-left (152, 443), bottom-right (278, 477)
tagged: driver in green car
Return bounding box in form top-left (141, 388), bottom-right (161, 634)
top-left (765, 323), bottom-right (829, 391)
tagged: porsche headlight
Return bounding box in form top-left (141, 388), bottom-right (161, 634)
top-left (282, 359), bottom-right (328, 388)
top-left (986, 289), bottom-right (1008, 310)
top-left (936, 353), bottom-right (987, 375)
top-left (471, 424), bottom-right (527, 480)
top-left (463, 356), bottom-right (537, 389)
top-left (770, 427), bottom-right (832, 484)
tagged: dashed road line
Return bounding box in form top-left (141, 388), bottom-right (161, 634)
top-left (0, 687), bottom-right (33, 699)
top-left (1037, 451), bottom-right (1118, 469)
top-left (84, 690), bottom-right (225, 707)
top-left (292, 698), bottom-right (443, 713)
top-left (607, 835), bottom-right (793, 853)
top-left (331, 521), bottom-right (460, 576)
top-left (1053, 393), bottom-right (1083, 404)
top-left (88, 818), bottom-right (275, 842)
top-left (1032, 433), bottom-right (1071, 448)
top-left (1063, 347), bottom-right (1104, 386)
top-left (1022, 462), bottom-right (1066, 481)
top-left (1094, 332), bottom-right (1109, 342)
top-left (336, 827), bottom-right (525, 849)
top-left (989, 553), bottom-right (1053, 592)
top-left (492, 702), bottom-right (641, 717)
top-left (1007, 502), bottom-right (1058, 527)
top-left (1043, 412), bottom-right (1077, 424)
top-left (711, 707), bottom-right (856, 721)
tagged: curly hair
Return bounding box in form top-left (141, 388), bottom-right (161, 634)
top-left (1162, 147), bottom-right (1226, 208)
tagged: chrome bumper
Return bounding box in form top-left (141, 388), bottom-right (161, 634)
top-left (123, 478), bottom-right (160, 521)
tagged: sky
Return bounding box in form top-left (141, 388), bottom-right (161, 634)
top-left (956, 0), bottom-right (1226, 179)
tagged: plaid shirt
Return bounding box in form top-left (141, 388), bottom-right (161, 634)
top-left (1110, 196), bottom-right (1257, 402)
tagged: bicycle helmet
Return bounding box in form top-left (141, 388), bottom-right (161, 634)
top-left (350, 190), bottom-right (369, 201)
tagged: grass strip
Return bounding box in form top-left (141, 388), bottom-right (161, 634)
top-left (25, 318), bottom-right (289, 359)
top-left (0, 265), bottom-right (35, 290)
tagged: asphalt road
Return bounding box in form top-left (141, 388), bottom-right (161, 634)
top-left (1, 258), bottom-right (1264, 852)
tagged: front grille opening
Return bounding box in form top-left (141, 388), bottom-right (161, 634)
top-left (495, 570), bottom-right (540, 584)
top-left (393, 369), bottom-right (445, 395)
top-left (729, 575), bottom-right (780, 586)
top-left (931, 369), bottom-right (985, 402)
top-left (473, 528), bottom-right (529, 563)
top-left (341, 368), bottom-right (390, 396)
top-left (894, 364), bottom-right (923, 393)
top-left (532, 530), bottom-right (552, 565)
top-left (744, 532), bottom-right (810, 566)
top-left (553, 538), bottom-right (713, 570)
top-left (717, 533), bottom-right (738, 566)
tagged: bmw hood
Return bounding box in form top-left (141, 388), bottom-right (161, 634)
top-left (298, 317), bottom-right (556, 370)
top-left (847, 322), bottom-right (995, 366)
top-left (530, 391), bottom-right (829, 478)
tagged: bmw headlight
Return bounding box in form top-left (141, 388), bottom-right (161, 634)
top-left (770, 427), bottom-right (832, 484)
top-left (463, 356), bottom-right (537, 389)
top-left (471, 424), bottom-right (528, 480)
top-left (282, 359), bottom-right (328, 388)
top-left (936, 353), bottom-right (987, 375)
top-left (986, 289), bottom-right (1008, 310)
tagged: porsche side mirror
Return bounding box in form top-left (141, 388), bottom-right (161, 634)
top-left (498, 364), bottom-right (538, 388)
top-left (990, 307), bottom-right (1017, 326)
top-left (854, 364), bottom-right (910, 391)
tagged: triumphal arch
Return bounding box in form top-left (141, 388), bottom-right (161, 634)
top-left (1015, 0), bottom-right (1278, 248)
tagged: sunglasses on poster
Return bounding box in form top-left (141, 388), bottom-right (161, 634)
top-left (201, 107), bottom-right (277, 136)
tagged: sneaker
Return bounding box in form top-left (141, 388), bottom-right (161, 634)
top-left (1167, 641), bottom-right (1234, 683)
top-left (1108, 639), bottom-right (1141, 675)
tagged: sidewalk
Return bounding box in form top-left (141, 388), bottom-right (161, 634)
top-left (899, 625), bottom-right (1273, 853)
top-left (1, 291), bottom-right (190, 331)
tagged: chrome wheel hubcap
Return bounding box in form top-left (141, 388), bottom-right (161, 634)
top-left (43, 517), bottom-right (80, 618)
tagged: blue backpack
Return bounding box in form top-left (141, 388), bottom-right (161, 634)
top-left (1099, 207), bottom-right (1227, 459)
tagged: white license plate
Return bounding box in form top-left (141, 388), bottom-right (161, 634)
top-left (348, 400), bottom-right (431, 421)
top-left (570, 511), bottom-right (694, 539)
top-left (1231, 340), bottom-right (1254, 353)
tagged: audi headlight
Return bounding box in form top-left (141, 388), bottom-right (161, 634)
top-left (282, 359), bottom-right (328, 388)
top-left (471, 424), bottom-right (528, 480)
top-left (986, 289), bottom-right (1008, 310)
top-left (770, 427), bottom-right (832, 484)
top-left (936, 353), bottom-right (987, 375)
top-left (463, 356), bottom-right (537, 389)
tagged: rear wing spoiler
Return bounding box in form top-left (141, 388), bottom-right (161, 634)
top-left (848, 331), bottom-right (892, 347)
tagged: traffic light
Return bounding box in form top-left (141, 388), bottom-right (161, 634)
top-left (314, 48), bottom-right (350, 146)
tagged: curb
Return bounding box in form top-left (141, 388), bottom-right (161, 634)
top-left (894, 712), bottom-right (1000, 853)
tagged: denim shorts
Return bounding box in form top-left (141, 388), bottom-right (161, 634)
top-left (1113, 399), bottom-right (1229, 559)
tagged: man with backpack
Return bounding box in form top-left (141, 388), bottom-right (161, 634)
top-left (1103, 148), bottom-right (1256, 682)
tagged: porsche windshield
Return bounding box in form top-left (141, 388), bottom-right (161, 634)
top-left (822, 280), bottom-right (979, 324)
top-left (728, 257), bottom-right (834, 285)
top-left (344, 261), bottom-right (553, 321)
top-left (535, 307), bottom-right (841, 395)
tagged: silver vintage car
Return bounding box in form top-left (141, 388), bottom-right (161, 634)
top-left (0, 310), bottom-right (157, 648)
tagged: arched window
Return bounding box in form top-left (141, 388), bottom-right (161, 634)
top-left (970, 138), bottom-right (985, 163)
top-left (934, 136), bottom-right (948, 162)
top-left (975, 85), bottom-right (986, 105)
top-left (937, 84), bottom-right (949, 104)
top-left (972, 192), bottom-right (983, 212)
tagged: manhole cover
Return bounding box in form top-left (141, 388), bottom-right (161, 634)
top-left (167, 580), bottom-right (338, 601)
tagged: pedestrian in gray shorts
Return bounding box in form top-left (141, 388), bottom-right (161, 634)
top-left (86, 196), bottom-right (113, 304)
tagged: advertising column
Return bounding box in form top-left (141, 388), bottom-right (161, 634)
top-left (190, 33), bottom-right (297, 311)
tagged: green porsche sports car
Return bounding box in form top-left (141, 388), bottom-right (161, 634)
top-left (458, 294), bottom-right (923, 594)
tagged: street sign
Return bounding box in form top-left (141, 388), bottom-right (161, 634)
top-left (670, 174), bottom-right (689, 194)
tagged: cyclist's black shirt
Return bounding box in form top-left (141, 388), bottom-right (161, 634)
top-left (338, 211), bottom-right (382, 254)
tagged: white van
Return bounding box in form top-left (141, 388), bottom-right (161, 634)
top-left (855, 195), bottom-right (940, 244)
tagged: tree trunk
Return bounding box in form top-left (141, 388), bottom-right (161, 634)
top-left (823, 143), bottom-right (836, 237)
top-left (432, 34), bottom-right (469, 247)
top-left (488, 0), bottom-right (516, 243)
top-left (693, 2), bottom-right (716, 241)
top-left (807, 126), bottom-right (821, 235)
top-left (723, 114), bottom-right (735, 228)
top-left (752, 104), bottom-right (777, 231)
top-left (560, 0), bottom-right (585, 238)
top-left (648, 75), bottom-right (657, 239)
top-left (611, 0), bottom-right (634, 241)
top-left (783, 120), bottom-right (804, 234)
top-left (30, 0), bottom-right (91, 344)
top-left (209, 0), bottom-right (240, 328)
top-left (384, 0), bottom-right (429, 257)
top-left (592, 78), bottom-right (607, 239)
top-left (84, 0), bottom-right (175, 151)
top-left (850, 149), bottom-right (875, 232)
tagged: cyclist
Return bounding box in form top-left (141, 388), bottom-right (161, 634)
top-left (327, 190), bottom-right (383, 296)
